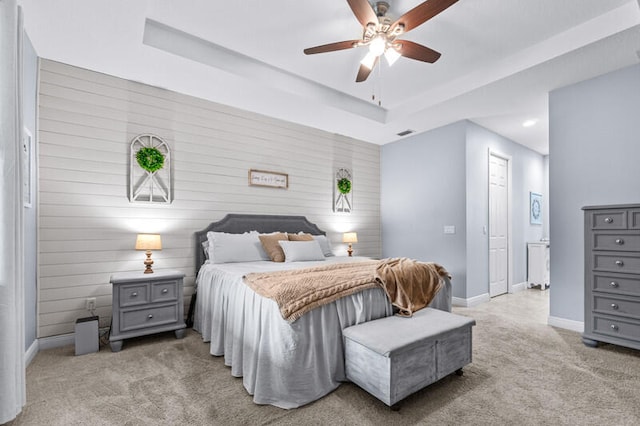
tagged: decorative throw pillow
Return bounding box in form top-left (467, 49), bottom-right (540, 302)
top-left (207, 231), bottom-right (269, 263)
top-left (288, 232), bottom-right (314, 241)
top-left (201, 241), bottom-right (210, 260)
top-left (259, 232), bottom-right (288, 262)
top-left (313, 235), bottom-right (334, 257)
top-left (278, 240), bottom-right (326, 262)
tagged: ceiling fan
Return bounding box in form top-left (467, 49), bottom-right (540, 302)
top-left (303, 0), bottom-right (459, 82)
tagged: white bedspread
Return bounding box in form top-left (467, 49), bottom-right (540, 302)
top-left (193, 256), bottom-right (451, 409)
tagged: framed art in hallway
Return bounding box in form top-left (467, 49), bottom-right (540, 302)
top-left (530, 192), bottom-right (542, 225)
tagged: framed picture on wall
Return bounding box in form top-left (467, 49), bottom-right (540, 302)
top-left (530, 192), bottom-right (542, 225)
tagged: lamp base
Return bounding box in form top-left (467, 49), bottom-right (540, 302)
top-left (347, 243), bottom-right (353, 257)
top-left (143, 250), bottom-right (154, 274)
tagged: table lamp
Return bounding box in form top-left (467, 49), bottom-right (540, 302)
top-left (343, 232), bottom-right (358, 257)
top-left (135, 234), bottom-right (162, 274)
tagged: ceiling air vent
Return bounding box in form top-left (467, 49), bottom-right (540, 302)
top-left (397, 129), bottom-right (415, 137)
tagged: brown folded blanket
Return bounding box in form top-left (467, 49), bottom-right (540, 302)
top-left (374, 257), bottom-right (449, 317)
top-left (243, 258), bottom-right (449, 322)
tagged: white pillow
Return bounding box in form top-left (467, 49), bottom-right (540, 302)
top-left (312, 235), bottom-right (334, 257)
top-left (279, 240), bottom-right (326, 262)
top-left (207, 231), bottom-right (270, 263)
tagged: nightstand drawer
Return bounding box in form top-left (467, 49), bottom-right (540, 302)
top-left (593, 234), bottom-right (640, 252)
top-left (151, 280), bottom-right (178, 302)
top-left (593, 295), bottom-right (640, 319)
top-left (120, 304), bottom-right (179, 332)
top-left (120, 283), bottom-right (149, 307)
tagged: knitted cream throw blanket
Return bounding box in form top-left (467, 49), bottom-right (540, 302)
top-left (243, 258), bottom-right (448, 322)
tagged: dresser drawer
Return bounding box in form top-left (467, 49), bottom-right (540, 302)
top-left (590, 211), bottom-right (627, 230)
top-left (119, 283), bottom-right (149, 307)
top-left (593, 233), bottom-right (640, 252)
top-left (593, 253), bottom-right (640, 274)
top-left (151, 280), bottom-right (178, 302)
top-left (593, 295), bottom-right (640, 319)
top-left (593, 315), bottom-right (640, 341)
top-left (120, 304), bottom-right (179, 332)
top-left (594, 274), bottom-right (640, 296)
top-left (630, 210), bottom-right (640, 229)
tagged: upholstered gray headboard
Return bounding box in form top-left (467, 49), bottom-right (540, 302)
top-left (194, 214), bottom-right (326, 274)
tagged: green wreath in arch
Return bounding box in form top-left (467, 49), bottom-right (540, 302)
top-left (136, 147), bottom-right (165, 173)
top-left (337, 177), bottom-right (352, 195)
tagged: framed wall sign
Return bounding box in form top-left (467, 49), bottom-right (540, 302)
top-left (249, 169), bottom-right (288, 189)
top-left (530, 192), bottom-right (542, 225)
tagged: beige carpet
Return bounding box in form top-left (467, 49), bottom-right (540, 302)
top-left (8, 290), bottom-right (640, 425)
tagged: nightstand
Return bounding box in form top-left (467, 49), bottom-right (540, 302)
top-left (109, 269), bottom-right (186, 352)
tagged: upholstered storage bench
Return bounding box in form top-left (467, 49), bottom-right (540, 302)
top-left (343, 308), bottom-right (475, 407)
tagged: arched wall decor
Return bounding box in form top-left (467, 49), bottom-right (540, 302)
top-left (129, 134), bottom-right (172, 204)
top-left (334, 168), bottom-right (353, 213)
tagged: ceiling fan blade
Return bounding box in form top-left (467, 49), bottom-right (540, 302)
top-left (396, 40), bottom-right (441, 63)
top-left (356, 57), bottom-right (379, 82)
top-left (391, 0), bottom-right (459, 33)
top-left (304, 40), bottom-right (360, 55)
top-left (347, 0), bottom-right (378, 27)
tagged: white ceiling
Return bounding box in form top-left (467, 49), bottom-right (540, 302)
top-left (19, 0), bottom-right (640, 154)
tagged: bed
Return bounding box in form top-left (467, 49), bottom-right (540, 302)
top-left (192, 214), bottom-right (452, 409)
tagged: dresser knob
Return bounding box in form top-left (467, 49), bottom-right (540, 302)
top-left (615, 238), bottom-right (624, 245)
top-left (147, 314), bottom-right (153, 319)
top-left (161, 288), bottom-right (168, 294)
top-left (615, 260), bottom-right (624, 266)
top-left (611, 303), bottom-right (619, 310)
top-left (132, 292), bottom-right (138, 297)
top-left (610, 324), bottom-right (618, 331)
top-left (609, 281), bottom-right (619, 288)
top-left (604, 217), bottom-right (613, 223)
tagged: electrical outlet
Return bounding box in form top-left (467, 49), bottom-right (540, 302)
top-left (85, 297), bottom-right (96, 312)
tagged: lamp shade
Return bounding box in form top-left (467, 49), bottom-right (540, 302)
top-left (135, 234), bottom-right (162, 251)
top-left (342, 232), bottom-right (358, 244)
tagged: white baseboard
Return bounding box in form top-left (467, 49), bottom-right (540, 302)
top-left (548, 316), bottom-right (584, 333)
top-left (510, 282), bottom-right (527, 293)
top-left (25, 339), bottom-right (39, 366)
top-left (452, 292), bottom-right (490, 307)
top-left (38, 333), bottom-right (74, 350)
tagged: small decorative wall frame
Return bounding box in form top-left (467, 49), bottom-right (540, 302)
top-left (129, 134), bottom-right (172, 204)
top-left (530, 192), bottom-right (542, 225)
top-left (249, 169), bottom-right (288, 189)
top-left (334, 168), bottom-right (353, 213)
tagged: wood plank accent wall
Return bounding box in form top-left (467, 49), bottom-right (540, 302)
top-left (38, 59), bottom-right (381, 338)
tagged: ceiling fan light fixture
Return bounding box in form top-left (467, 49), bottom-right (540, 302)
top-left (384, 46), bottom-right (401, 66)
top-left (368, 35), bottom-right (386, 57)
top-left (360, 51), bottom-right (377, 70)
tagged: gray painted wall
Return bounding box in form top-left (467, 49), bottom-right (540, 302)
top-left (549, 63), bottom-right (640, 322)
top-left (381, 122), bottom-right (468, 298)
top-left (381, 120), bottom-right (545, 301)
top-left (22, 33), bottom-right (37, 350)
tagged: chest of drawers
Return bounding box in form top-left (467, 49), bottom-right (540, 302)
top-left (109, 270), bottom-right (186, 352)
top-left (582, 204), bottom-right (640, 350)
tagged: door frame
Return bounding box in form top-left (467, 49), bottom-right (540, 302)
top-left (488, 149), bottom-right (513, 295)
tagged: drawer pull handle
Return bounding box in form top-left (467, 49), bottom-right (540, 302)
top-left (610, 324), bottom-right (618, 331)
top-left (611, 303), bottom-right (619, 310)
top-left (609, 281), bottom-right (619, 288)
top-left (615, 260), bottom-right (624, 266)
top-left (147, 314), bottom-right (153, 319)
top-left (132, 292), bottom-right (138, 297)
top-left (615, 238), bottom-right (624, 245)
top-left (161, 288), bottom-right (168, 294)
top-left (604, 217), bottom-right (613, 223)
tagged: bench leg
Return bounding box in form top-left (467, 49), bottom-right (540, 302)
top-left (455, 368), bottom-right (464, 376)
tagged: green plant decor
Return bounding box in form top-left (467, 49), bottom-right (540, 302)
top-left (337, 177), bottom-right (352, 195)
top-left (136, 147), bottom-right (165, 173)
